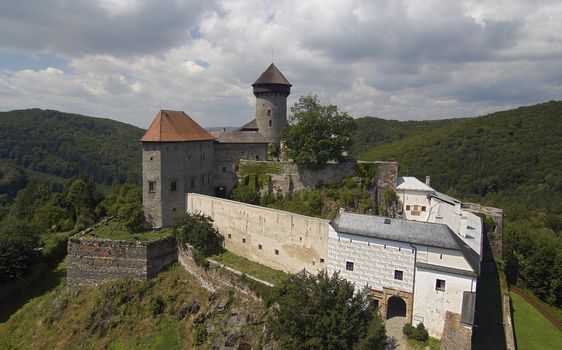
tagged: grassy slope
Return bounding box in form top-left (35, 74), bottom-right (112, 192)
top-left (0, 261), bottom-right (267, 350)
top-left (210, 251), bottom-right (289, 285)
top-left (0, 109), bottom-right (145, 187)
top-left (510, 292), bottom-right (562, 350)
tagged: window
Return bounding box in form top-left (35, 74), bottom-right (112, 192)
top-left (411, 205), bottom-right (421, 216)
top-left (275, 249), bottom-right (279, 255)
top-left (422, 206), bottom-right (426, 212)
top-left (394, 270), bottom-right (404, 281)
top-left (436, 279), bottom-right (446, 291)
top-left (148, 181), bottom-right (156, 193)
top-left (258, 244), bottom-right (262, 250)
top-left (320, 258), bottom-right (325, 263)
top-left (190, 178), bottom-right (195, 189)
top-left (149, 157), bottom-right (153, 161)
top-left (269, 119), bottom-right (272, 126)
top-left (242, 238), bottom-right (246, 243)
top-left (222, 166), bottom-right (226, 173)
top-left (170, 181), bottom-right (177, 191)
top-left (228, 234), bottom-right (231, 239)
top-left (346, 261), bottom-right (354, 271)
top-left (267, 109), bottom-right (271, 116)
top-left (406, 205), bottom-right (411, 211)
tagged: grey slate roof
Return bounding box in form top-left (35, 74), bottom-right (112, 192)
top-left (210, 130), bottom-right (268, 144)
top-left (331, 212), bottom-right (459, 249)
top-left (239, 119), bottom-right (258, 131)
top-left (331, 212), bottom-right (481, 275)
top-left (253, 63), bottom-right (291, 86)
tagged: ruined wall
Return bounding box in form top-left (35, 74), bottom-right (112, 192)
top-left (67, 236), bottom-right (177, 286)
top-left (187, 193), bottom-right (329, 274)
top-left (238, 160), bottom-right (398, 197)
top-left (462, 203), bottom-right (503, 261)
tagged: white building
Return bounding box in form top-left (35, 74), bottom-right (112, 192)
top-left (327, 176), bottom-right (482, 338)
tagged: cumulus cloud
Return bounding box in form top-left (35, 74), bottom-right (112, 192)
top-left (0, 0), bottom-right (561, 126)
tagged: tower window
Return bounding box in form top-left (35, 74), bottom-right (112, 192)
top-left (148, 181), bottom-right (156, 193)
top-left (222, 166), bottom-right (226, 173)
top-left (269, 119), bottom-right (272, 127)
top-left (170, 181), bottom-right (177, 191)
top-left (267, 109), bottom-right (271, 116)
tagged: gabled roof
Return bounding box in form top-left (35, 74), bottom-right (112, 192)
top-left (396, 176), bottom-right (434, 192)
top-left (211, 130), bottom-right (268, 144)
top-left (253, 63), bottom-right (292, 86)
top-left (140, 110), bottom-right (215, 142)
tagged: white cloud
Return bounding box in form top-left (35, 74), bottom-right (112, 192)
top-left (0, 0), bottom-right (561, 127)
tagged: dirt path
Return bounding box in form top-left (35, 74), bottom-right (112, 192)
top-left (385, 316), bottom-right (408, 350)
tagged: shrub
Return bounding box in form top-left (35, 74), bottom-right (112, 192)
top-left (174, 213), bottom-right (223, 267)
top-left (149, 294), bottom-right (165, 317)
top-left (403, 323), bottom-right (429, 342)
top-left (0, 237), bottom-right (39, 280)
top-left (192, 324), bottom-right (207, 345)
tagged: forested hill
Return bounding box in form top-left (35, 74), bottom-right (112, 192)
top-left (352, 100), bottom-right (562, 207)
top-left (0, 109), bottom-right (144, 190)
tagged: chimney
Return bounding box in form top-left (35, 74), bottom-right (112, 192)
top-left (425, 176), bottom-right (431, 187)
top-left (460, 216), bottom-right (468, 237)
top-left (455, 202), bottom-right (462, 215)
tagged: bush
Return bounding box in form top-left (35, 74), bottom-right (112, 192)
top-left (192, 324), bottom-right (207, 345)
top-left (403, 323), bottom-right (429, 342)
top-left (149, 294), bottom-right (165, 317)
top-left (0, 237), bottom-right (39, 280)
top-left (173, 213), bottom-right (223, 256)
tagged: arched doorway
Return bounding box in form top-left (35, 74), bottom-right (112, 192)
top-left (386, 296), bottom-right (407, 319)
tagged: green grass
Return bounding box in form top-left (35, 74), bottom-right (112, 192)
top-left (406, 337), bottom-right (440, 350)
top-left (83, 221), bottom-right (173, 241)
top-left (210, 251), bottom-right (289, 286)
top-left (510, 292), bottom-right (562, 350)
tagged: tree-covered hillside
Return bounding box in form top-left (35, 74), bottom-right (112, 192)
top-left (0, 109), bottom-right (144, 188)
top-left (351, 100), bottom-right (562, 307)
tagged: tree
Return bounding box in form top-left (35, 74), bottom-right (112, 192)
top-left (269, 271), bottom-right (387, 349)
top-left (104, 184), bottom-right (144, 232)
top-left (282, 95), bottom-right (356, 170)
top-left (0, 237), bottom-right (39, 281)
top-left (173, 213), bottom-right (223, 259)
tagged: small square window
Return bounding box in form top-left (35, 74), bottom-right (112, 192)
top-left (436, 279), bottom-right (446, 291)
top-left (275, 249), bottom-right (279, 255)
top-left (148, 181), bottom-right (156, 193)
top-left (320, 258), bottom-right (325, 263)
top-left (170, 181), bottom-right (177, 191)
top-left (422, 206), bottom-right (426, 212)
top-left (394, 270), bottom-right (403, 281)
top-left (346, 261), bottom-right (354, 271)
top-left (150, 157), bottom-right (153, 161)
top-left (406, 205), bottom-right (411, 211)
top-left (258, 244), bottom-right (262, 250)
top-left (242, 238), bottom-right (246, 243)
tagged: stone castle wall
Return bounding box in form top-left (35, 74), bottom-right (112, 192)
top-left (238, 160), bottom-right (398, 198)
top-left (67, 236), bottom-right (177, 286)
top-left (187, 193), bottom-right (329, 274)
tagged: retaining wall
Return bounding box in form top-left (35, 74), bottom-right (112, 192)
top-left (66, 236), bottom-right (177, 286)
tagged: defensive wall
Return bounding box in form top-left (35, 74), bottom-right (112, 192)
top-left (462, 202), bottom-right (504, 261)
top-left (186, 193), bottom-right (329, 274)
top-left (67, 235), bottom-right (177, 286)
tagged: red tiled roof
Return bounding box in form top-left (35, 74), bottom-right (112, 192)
top-left (140, 110), bottom-right (216, 142)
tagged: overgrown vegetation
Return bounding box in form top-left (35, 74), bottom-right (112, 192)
top-left (281, 95), bottom-right (356, 169)
top-left (403, 323), bottom-right (429, 341)
top-left (351, 100), bottom-right (562, 308)
top-left (268, 271), bottom-right (387, 349)
top-left (210, 251), bottom-right (289, 286)
top-left (173, 213), bottom-right (223, 266)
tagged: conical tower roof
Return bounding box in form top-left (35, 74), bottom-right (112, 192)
top-left (140, 110), bottom-right (215, 142)
top-left (252, 63), bottom-right (292, 86)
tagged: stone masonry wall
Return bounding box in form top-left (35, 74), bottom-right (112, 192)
top-left (439, 311), bottom-right (472, 350)
top-left (67, 236), bottom-right (177, 287)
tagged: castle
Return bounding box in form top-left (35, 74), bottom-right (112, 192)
top-left (141, 63), bottom-right (291, 228)
top-left (139, 64), bottom-right (484, 342)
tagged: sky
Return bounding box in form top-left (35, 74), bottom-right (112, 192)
top-left (0, 0), bottom-right (561, 129)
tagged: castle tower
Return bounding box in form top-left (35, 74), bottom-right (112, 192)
top-left (252, 63), bottom-right (292, 145)
top-left (141, 110), bottom-right (216, 228)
